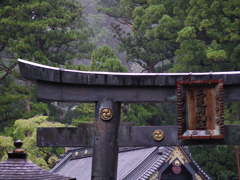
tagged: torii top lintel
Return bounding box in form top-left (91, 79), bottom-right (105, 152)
top-left (18, 59), bottom-right (240, 102)
top-left (18, 59), bottom-right (240, 86)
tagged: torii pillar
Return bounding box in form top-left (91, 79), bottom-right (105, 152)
top-left (92, 99), bottom-right (120, 180)
top-left (18, 59), bottom-right (240, 180)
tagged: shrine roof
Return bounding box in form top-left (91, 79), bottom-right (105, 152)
top-left (18, 59), bottom-right (240, 86)
top-left (0, 158), bottom-right (75, 180)
top-left (52, 146), bottom-right (212, 180)
top-left (0, 140), bottom-right (75, 180)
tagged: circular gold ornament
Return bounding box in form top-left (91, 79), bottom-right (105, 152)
top-left (174, 160), bottom-right (180, 166)
top-left (153, 129), bottom-right (164, 141)
top-left (100, 108), bottom-right (113, 121)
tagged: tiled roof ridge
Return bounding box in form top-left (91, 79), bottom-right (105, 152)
top-left (66, 147), bottom-right (148, 160)
top-left (135, 146), bottom-right (175, 180)
top-left (50, 152), bottom-right (73, 172)
top-left (119, 147), bottom-right (148, 153)
top-left (182, 147), bottom-right (213, 180)
top-left (118, 147), bottom-right (157, 180)
top-left (0, 158), bottom-right (75, 180)
top-left (135, 154), bottom-right (161, 180)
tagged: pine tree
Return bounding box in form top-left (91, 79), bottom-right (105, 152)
top-left (65, 45), bottom-right (127, 125)
top-left (100, 0), bottom-right (186, 72)
top-left (0, 0), bottom-right (94, 121)
top-left (0, 0), bottom-right (93, 69)
top-left (100, 1), bottom-right (240, 178)
top-left (173, 0), bottom-right (240, 72)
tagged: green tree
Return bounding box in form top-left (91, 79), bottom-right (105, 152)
top-left (224, 102), bottom-right (240, 125)
top-left (172, 0), bottom-right (240, 72)
top-left (122, 103), bottom-right (177, 126)
top-left (71, 103), bottom-right (95, 126)
top-left (66, 45), bottom-right (128, 72)
top-left (0, 76), bottom-right (49, 123)
top-left (189, 145), bottom-right (238, 180)
top-left (0, 0), bottom-right (94, 121)
top-left (2, 116), bottom-right (67, 169)
top-left (0, 76), bottom-right (48, 122)
top-left (0, 0), bottom-right (93, 68)
top-left (65, 45), bottom-right (127, 125)
top-left (102, 0), bottom-right (240, 73)
top-left (79, 0), bottom-right (119, 49)
top-left (0, 136), bottom-right (13, 160)
top-left (89, 44), bottom-right (128, 72)
top-left (125, 103), bottom-right (161, 126)
top-left (101, 0), bottom-right (185, 72)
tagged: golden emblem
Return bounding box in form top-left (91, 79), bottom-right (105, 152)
top-left (153, 129), bottom-right (164, 141)
top-left (100, 108), bottom-right (113, 121)
top-left (174, 160), bottom-right (180, 166)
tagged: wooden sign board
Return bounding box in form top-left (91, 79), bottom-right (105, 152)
top-left (177, 79), bottom-right (224, 139)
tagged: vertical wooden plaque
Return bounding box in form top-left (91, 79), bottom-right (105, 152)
top-left (177, 79), bottom-right (224, 139)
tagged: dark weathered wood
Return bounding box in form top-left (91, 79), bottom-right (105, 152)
top-left (37, 127), bottom-right (94, 147)
top-left (18, 59), bottom-right (240, 180)
top-left (19, 59), bottom-right (240, 87)
top-left (224, 85), bottom-right (240, 102)
top-left (78, 122), bottom-right (135, 127)
top-left (91, 99), bottom-right (121, 180)
top-left (37, 126), bottom-right (131, 147)
top-left (37, 125), bottom-right (240, 147)
top-left (36, 80), bottom-right (240, 102)
top-left (131, 124), bottom-right (240, 146)
top-left (37, 81), bottom-right (177, 102)
top-left (17, 59), bottom-right (240, 102)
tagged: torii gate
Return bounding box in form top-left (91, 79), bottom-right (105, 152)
top-left (18, 59), bottom-right (240, 180)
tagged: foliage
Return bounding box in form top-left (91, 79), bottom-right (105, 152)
top-left (71, 103), bottom-right (95, 126)
top-left (0, 136), bottom-right (13, 160)
top-left (67, 44), bottom-right (128, 72)
top-left (158, 103), bottom-right (177, 126)
top-left (122, 103), bottom-right (177, 126)
top-left (79, 0), bottom-right (119, 49)
top-left (2, 116), bottom-right (66, 169)
top-left (66, 45), bottom-right (127, 125)
top-left (101, 0), bottom-right (240, 73)
top-left (172, 0), bottom-right (240, 72)
top-left (0, 0), bottom-right (93, 122)
top-left (0, 0), bottom-right (94, 124)
top-left (100, 0), bottom-right (184, 72)
top-left (224, 102), bottom-right (240, 125)
top-left (0, 76), bottom-right (49, 123)
top-left (0, 77), bottom-right (23, 121)
top-left (89, 45), bottom-right (128, 72)
top-left (217, 171), bottom-right (238, 180)
top-left (47, 102), bottom-right (79, 125)
top-left (125, 103), bottom-right (160, 125)
top-left (0, 0), bottom-right (93, 67)
top-left (189, 145), bottom-right (238, 180)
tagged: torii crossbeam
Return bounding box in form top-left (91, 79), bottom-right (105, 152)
top-left (18, 59), bottom-right (240, 180)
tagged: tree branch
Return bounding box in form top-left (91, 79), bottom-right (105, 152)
top-left (115, 19), bottom-right (132, 29)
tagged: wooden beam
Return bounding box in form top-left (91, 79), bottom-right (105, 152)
top-left (37, 81), bottom-right (177, 102)
top-left (37, 125), bottom-right (240, 147)
top-left (36, 81), bottom-right (240, 102)
top-left (17, 59), bottom-right (240, 102)
top-left (19, 59), bottom-right (240, 87)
